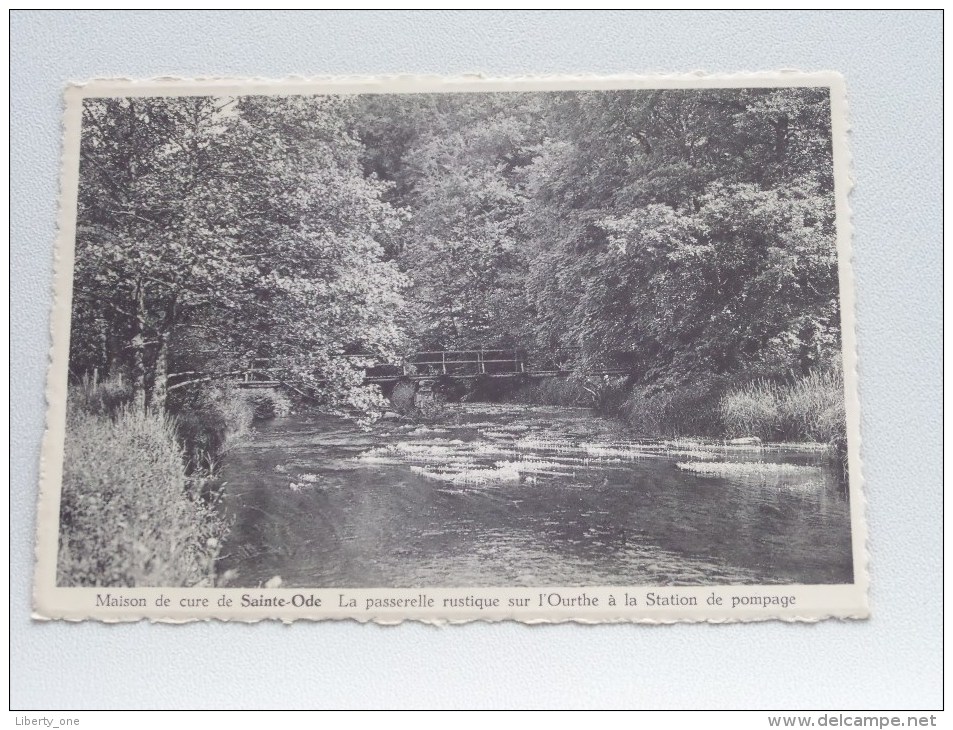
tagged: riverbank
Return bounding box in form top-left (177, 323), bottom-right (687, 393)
top-left (56, 376), bottom-right (293, 587)
top-left (57, 372), bottom-right (849, 589)
top-left (57, 376), bottom-right (227, 586)
top-left (495, 368), bottom-right (848, 477)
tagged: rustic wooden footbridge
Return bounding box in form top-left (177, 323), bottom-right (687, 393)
top-left (236, 349), bottom-right (628, 389)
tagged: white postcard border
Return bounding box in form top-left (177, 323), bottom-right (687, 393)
top-left (34, 72), bottom-right (868, 624)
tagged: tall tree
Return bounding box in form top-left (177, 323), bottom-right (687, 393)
top-left (73, 96), bottom-right (242, 409)
top-left (71, 94), bottom-right (406, 415)
top-left (521, 87), bottom-right (839, 381)
top-left (362, 92), bottom-right (543, 351)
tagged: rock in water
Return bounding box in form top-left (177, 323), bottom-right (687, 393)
top-left (389, 380), bottom-right (416, 413)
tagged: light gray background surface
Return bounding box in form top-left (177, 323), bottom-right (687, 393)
top-left (11, 10), bottom-right (942, 710)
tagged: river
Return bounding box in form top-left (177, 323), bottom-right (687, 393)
top-left (216, 403), bottom-right (854, 588)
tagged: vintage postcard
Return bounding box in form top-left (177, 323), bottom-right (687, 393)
top-left (34, 73), bottom-right (866, 623)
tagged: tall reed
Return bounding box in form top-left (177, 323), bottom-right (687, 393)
top-left (720, 368), bottom-right (846, 445)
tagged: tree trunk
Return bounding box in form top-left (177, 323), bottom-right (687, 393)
top-left (96, 316), bottom-right (108, 376)
top-left (148, 295), bottom-right (177, 412)
top-left (130, 281), bottom-right (147, 410)
top-left (150, 333), bottom-right (169, 411)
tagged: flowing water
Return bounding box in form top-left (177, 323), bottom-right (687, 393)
top-left (217, 403), bottom-right (854, 588)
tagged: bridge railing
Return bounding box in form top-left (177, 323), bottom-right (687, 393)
top-left (233, 349), bottom-right (628, 386)
top-left (404, 350), bottom-right (524, 377)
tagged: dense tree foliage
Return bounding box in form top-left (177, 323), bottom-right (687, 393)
top-left (520, 88), bottom-right (838, 382)
top-left (70, 86), bottom-right (840, 420)
top-left (356, 87), bottom-right (840, 386)
top-left (71, 95), bottom-right (404, 414)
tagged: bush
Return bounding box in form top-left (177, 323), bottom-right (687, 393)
top-left (243, 388), bottom-right (293, 420)
top-left (57, 402), bottom-right (227, 587)
top-left (507, 377), bottom-right (627, 408)
top-left (510, 378), bottom-right (589, 406)
top-left (618, 381), bottom-right (726, 438)
top-left (171, 384), bottom-right (255, 472)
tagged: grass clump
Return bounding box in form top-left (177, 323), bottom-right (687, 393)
top-left (57, 401), bottom-right (227, 587)
top-left (720, 368), bottom-right (848, 476)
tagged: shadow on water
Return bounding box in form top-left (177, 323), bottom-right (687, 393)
top-left (217, 404), bottom-right (854, 588)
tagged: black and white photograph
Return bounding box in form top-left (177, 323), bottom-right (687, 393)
top-left (36, 75), bottom-right (864, 621)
